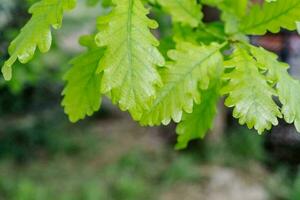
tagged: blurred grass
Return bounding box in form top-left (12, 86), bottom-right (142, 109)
top-left (0, 110), bottom-right (203, 200)
top-left (0, 105), bottom-right (300, 200)
top-left (0, 112), bottom-right (290, 200)
top-left (201, 128), bottom-right (267, 167)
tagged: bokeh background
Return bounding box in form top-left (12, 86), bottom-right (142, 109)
top-left (1, 0), bottom-right (300, 199)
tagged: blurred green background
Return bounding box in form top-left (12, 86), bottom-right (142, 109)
top-left (1, 0), bottom-right (300, 199)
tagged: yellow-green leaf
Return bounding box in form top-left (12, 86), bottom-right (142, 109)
top-left (240, 0), bottom-right (300, 35)
top-left (96, 0), bottom-right (165, 118)
top-left (62, 35), bottom-right (104, 122)
top-left (222, 45), bottom-right (281, 133)
top-left (156, 0), bottom-right (203, 27)
top-left (139, 42), bottom-right (224, 126)
top-left (2, 0), bottom-right (76, 80)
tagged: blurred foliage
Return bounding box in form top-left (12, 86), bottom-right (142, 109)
top-left (0, 111), bottom-right (300, 199)
top-left (0, 0), bottom-right (71, 117)
top-left (290, 171), bottom-right (300, 200)
top-left (0, 118), bottom-right (282, 200)
top-left (183, 127), bottom-right (268, 168)
top-left (0, 115), bottom-right (82, 163)
top-left (0, 140), bottom-right (203, 200)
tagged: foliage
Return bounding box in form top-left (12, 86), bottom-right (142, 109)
top-left (196, 127), bottom-right (267, 166)
top-left (0, 127), bottom-right (204, 200)
top-left (3, 0), bottom-right (300, 149)
top-left (62, 35), bottom-right (104, 122)
top-left (240, 0), bottom-right (300, 34)
top-left (0, 121), bottom-right (288, 200)
top-left (95, 0), bottom-right (164, 117)
top-left (1, 0), bottom-right (76, 80)
top-left (0, 114), bottom-right (83, 163)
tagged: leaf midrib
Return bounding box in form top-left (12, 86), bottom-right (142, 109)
top-left (144, 45), bottom-right (222, 115)
top-left (173, 0), bottom-right (200, 24)
top-left (127, 0), bottom-right (134, 69)
top-left (241, 1), bottom-right (300, 33)
top-left (119, 0), bottom-right (136, 100)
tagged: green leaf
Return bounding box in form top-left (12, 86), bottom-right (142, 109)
top-left (176, 79), bottom-right (220, 149)
top-left (86, 0), bottom-right (100, 6)
top-left (225, 0), bottom-right (248, 18)
top-left (139, 42), bottom-right (224, 126)
top-left (220, 0), bottom-right (248, 36)
top-left (156, 0), bottom-right (203, 27)
top-left (202, 0), bottom-right (248, 18)
top-left (173, 22), bottom-right (227, 45)
top-left (221, 11), bottom-right (240, 34)
top-left (101, 0), bottom-right (113, 7)
top-left (62, 35), bottom-right (104, 122)
top-left (2, 0), bottom-right (76, 80)
top-left (202, 0), bottom-right (248, 36)
top-left (95, 0), bottom-right (165, 118)
top-left (240, 0), bottom-right (300, 35)
top-left (277, 73), bottom-right (300, 132)
top-left (222, 44), bottom-right (281, 133)
top-left (249, 45), bottom-right (300, 132)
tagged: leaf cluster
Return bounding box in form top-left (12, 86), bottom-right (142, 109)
top-left (3, 0), bottom-right (300, 149)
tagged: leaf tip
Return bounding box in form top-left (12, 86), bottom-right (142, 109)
top-left (2, 63), bottom-right (12, 81)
